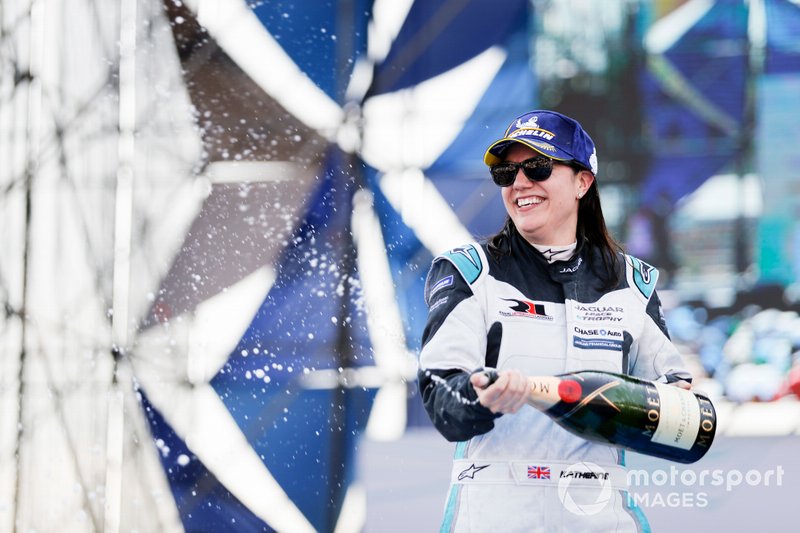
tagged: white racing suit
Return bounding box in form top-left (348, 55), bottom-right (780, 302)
top-left (418, 232), bottom-right (691, 533)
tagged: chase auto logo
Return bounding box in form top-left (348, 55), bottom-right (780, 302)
top-left (499, 298), bottom-right (553, 321)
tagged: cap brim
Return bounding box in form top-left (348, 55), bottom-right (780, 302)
top-left (483, 138), bottom-right (573, 167)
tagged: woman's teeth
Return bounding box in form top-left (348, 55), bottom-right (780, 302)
top-left (517, 196), bottom-right (543, 207)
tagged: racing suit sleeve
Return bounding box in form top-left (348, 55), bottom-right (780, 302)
top-left (417, 259), bottom-right (500, 442)
top-left (630, 290), bottom-right (693, 384)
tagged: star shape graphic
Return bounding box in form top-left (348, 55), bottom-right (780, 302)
top-left (540, 247), bottom-right (570, 261)
top-left (457, 463), bottom-right (490, 481)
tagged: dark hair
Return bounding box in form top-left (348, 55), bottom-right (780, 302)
top-left (487, 166), bottom-right (623, 289)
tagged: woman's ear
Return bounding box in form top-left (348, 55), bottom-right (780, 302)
top-left (576, 170), bottom-right (595, 199)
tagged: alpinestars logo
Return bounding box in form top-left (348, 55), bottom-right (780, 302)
top-left (499, 298), bottom-right (554, 321)
top-left (539, 247), bottom-right (571, 262)
top-left (458, 464), bottom-right (489, 481)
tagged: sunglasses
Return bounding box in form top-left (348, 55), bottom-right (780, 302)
top-left (490, 156), bottom-right (564, 187)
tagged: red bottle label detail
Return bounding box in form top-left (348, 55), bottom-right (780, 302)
top-left (558, 380), bottom-right (582, 403)
top-left (651, 382), bottom-right (701, 450)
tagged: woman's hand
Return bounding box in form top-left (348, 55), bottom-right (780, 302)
top-left (470, 369), bottom-right (529, 414)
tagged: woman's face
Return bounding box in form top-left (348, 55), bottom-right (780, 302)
top-left (499, 143), bottom-right (594, 246)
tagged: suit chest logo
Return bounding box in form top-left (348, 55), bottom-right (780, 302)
top-left (572, 325), bottom-right (625, 351)
top-left (499, 298), bottom-right (554, 321)
top-left (573, 304), bottom-right (625, 323)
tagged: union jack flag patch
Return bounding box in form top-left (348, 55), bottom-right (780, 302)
top-left (527, 465), bottom-right (551, 479)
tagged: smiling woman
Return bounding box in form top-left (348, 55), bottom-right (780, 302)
top-left (497, 144), bottom-right (591, 246)
top-left (416, 110), bottom-right (694, 532)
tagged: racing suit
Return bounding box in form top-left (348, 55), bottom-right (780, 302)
top-left (418, 229), bottom-right (691, 532)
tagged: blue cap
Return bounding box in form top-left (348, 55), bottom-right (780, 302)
top-left (483, 110), bottom-right (598, 175)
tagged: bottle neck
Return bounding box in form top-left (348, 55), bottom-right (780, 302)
top-left (525, 376), bottom-right (566, 409)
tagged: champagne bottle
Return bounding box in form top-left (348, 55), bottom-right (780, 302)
top-left (484, 369), bottom-right (716, 464)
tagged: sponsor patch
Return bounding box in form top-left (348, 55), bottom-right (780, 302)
top-left (573, 336), bottom-right (624, 351)
top-left (574, 303), bottom-right (625, 323)
top-left (573, 326), bottom-right (623, 339)
top-left (499, 298), bottom-right (553, 321)
top-left (429, 296), bottom-right (449, 313)
top-left (429, 274), bottom-right (453, 298)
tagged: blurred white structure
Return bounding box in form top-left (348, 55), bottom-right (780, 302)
top-left (0, 0), bottom-right (201, 530)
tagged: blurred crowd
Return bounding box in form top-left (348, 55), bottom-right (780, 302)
top-left (666, 302), bottom-right (800, 404)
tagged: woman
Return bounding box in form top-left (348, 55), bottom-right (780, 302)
top-left (417, 110), bottom-right (691, 532)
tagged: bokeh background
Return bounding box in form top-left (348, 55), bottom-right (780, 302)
top-left (1, 0), bottom-right (799, 531)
